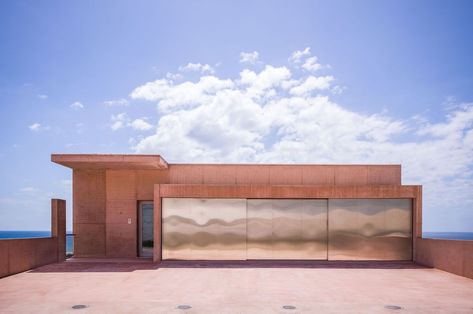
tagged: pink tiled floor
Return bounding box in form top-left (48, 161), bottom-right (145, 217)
top-left (0, 260), bottom-right (472, 313)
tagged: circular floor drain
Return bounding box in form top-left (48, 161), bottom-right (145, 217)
top-left (385, 305), bottom-right (402, 310)
top-left (282, 305), bottom-right (297, 310)
top-left (177, 305), bottom-right (192, 310)
top-left (71, 305), bottom-right (88, 310)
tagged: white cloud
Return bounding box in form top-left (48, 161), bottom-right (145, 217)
top-left (130, 118), bottom-right (153, 131)
top-left (289, 75), bottom-right (334, 95)
top-left (28, 123), bottom-right (49, 132)
top-left (289, 47), bottom-right (326, 72)
top-left (178, 62), bottom-right (215, 74)
top-left (29, 123), bottom-right (41, 131)
top-left (37, 94), bottom-right (48, 100)
top-left (103, 98), bottom-right (129, 106)
top-left (70, 101), bottom-right (84, 110)
top-left (331, 85), bottom-right (347, 95)
top-left (239, 51), bottom-right (260, 64)
top-left (240, 65), bottom-right (291, 98)
top-left (127, 51), bottom-right (473, 231)
top-left (417, 104), bottom-right (473, 138)
top-left (110, 113), bottom-right (154, 131)
top-left (110, 112), bottom-right (128, 131)
top-left (301, 56), bottom-right (321, 72)
top-left (166, 72), bottom-right (183, 81)
top-left (289, 47), bottom-right (311, 64)
top-left (130, 76), bottom-right (235, 111)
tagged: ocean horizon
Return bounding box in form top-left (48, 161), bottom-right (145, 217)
top-left (0, 231), bottom-right (74, 253)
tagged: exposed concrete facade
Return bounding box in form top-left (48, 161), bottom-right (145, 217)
top-left (416, 238), bottom-right (473, 279)
top-left (0, 199), bottom-right (66, 278)
top-left (52, 154), bottom-right (422, 262)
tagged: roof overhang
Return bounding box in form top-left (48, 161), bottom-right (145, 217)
top-left (51, 154), bottom-right (168, 170)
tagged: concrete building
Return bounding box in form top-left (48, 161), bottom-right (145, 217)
top-left (52, 154), bottom-right (422, 262)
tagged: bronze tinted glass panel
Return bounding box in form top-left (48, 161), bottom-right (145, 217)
top-left (247, 199), bottom-right (328, 260)
top-left (162, 198), bottom-right (247, 260)
top-left (328, 199), bottom-right (412, 260)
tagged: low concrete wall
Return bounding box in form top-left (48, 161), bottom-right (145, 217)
top-left (0, 199), bottom-right (66, 278)
top-left (415, 237), bottom-right (473, 279)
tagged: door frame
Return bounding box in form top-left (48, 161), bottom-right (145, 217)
top-left (138, 201), bottom-right (154, 257)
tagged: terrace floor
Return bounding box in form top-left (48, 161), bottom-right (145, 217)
top-left (0, 259), bottom-right (473, 313)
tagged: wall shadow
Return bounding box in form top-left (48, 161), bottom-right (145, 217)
top-left (29, 259), bottom-right (429, 273)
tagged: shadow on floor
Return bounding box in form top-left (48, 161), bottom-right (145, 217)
top-left (30, 259), bottom-right (429, 273)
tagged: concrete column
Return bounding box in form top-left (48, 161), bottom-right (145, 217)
top-left (51, 199), bottom-right (66, 262)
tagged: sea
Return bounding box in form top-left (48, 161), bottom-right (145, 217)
top-left (0, 231), bottom-right (74, 253)
top-left (421, 232), bottom-right (473, 240)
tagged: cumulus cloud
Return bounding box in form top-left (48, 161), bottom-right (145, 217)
top-left (110, 113), bottom-right (128, 131)
top-left (289, 47), bottom-right (311, 64)
top-left (301, 56), bottom-right (321, 72)
top-left (130, 118), bottom-right (153, 131)
top-left (128, 48), bottom-right (473, 230)
top-left (289, 47), bottom-right (326, 72)
top-left (70, 101), bottom-right (84, 110)
top-left (103, 98), bottom-right (129, 107)
top-left (130, 76), bottom-right (235, 111)
top-left (289, 75), bottom-right (334, 95)
top-left (331, 85), bottom-right (347, 95)
top-left (178, 62), bottom-right (215, 74)
top-left (239, 51), bottom-right (260, 64)
top-left (28, 123), bottom-right (49, 132)
top-left (110, 113), bottom-right (153, 131)
top-left (166, 72), bottom-right (183, 81)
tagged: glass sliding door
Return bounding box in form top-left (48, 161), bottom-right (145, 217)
top-left (162, 198), bottom-right (247, 260)
top-left (139, 202), bottom-right (154, 257)
top-left (328, 199), bottom-right (412, 260)
top-left (247, 199), bottom-right (328, 260)
top-left (162, 198), bottom-right (328, 260)
top-left (161, 198), bottom-right (412, 261)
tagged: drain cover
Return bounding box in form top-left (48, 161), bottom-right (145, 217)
top-left (385, 305), bottom-right (402, 310)
top-left (177, 304), bottom-right (192, 310)
top-left (282, 305), bottom-right (297, 310)
top-left (71, 305), bottom-right (88, 310)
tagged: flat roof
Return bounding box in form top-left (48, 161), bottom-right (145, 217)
top-left (1, 260), bottom-right (472, 313)
top-left (51, 153), bottom-right (401, 170)
top-left (51, 154), bottom-right (169, 170)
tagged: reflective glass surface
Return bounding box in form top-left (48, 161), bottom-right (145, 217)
top-left (162, 198), bottom-right (247, 260)
top-left (328, 199), bottom-right (412, 260)
top-left (161, 198), bottom-right (412, 261)
top-left (247, 199), bottom-right (328, 260)
top-left (140, 202), bottom-right (154, 257)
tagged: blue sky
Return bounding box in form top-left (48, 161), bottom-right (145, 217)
top-left (0, 0), bottom-right (472, 232)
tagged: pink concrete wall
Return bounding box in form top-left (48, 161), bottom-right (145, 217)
top-left (105, 170), bottom-right (138, 257)
top-left (72, 165), bottom-right (402, 258)
top-left (73, 169), bottom-right (106, 257)
top-left (0, 199), bottom-right (66, 278)
top-left (167, 164), bottom-right (401, 186)
top-left (0, 238), bottom-right (57, 278)
top-left (415, 238), bottom-right (473, 279)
